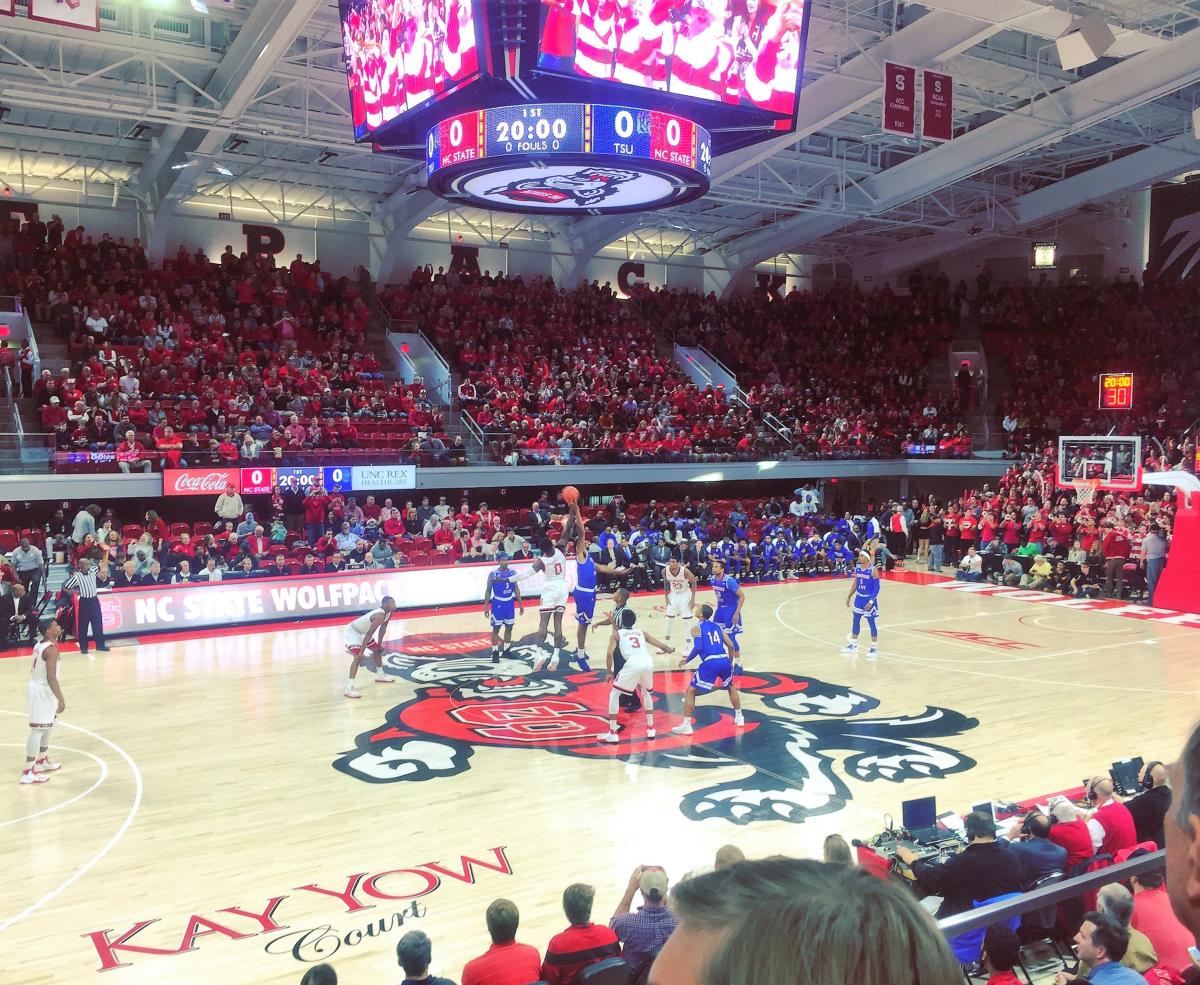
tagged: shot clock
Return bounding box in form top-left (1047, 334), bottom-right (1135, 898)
top-left (1098, 372), bottom-right (1134, 411)
top-left (426, 103), bottom-right (711, 214)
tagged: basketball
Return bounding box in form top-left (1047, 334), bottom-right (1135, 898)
top-left (562, 485), bottom-right (580, 504)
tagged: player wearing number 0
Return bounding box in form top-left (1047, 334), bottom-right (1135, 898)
top-left (842, 542), bottom-right (881, 659)
top-left (601, 608), bottom-right (673, 743)
top-left (483, 554), bottom-right (524, 663)
top-left (662, 557), bottom-right (696, 640)
top-left (672, 604), bottom-right (743, 735)
top-left (517, 511), bottom-right (576, 671)
top-left (21, 620), bottom-right (65, 784)
top-left (710, 558), bottom-right (746, 669)
top-left (343, 596), bottom-right (397, 699)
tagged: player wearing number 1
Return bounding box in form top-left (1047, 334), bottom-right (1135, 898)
top-left (343, 596), bottom-right (397, 698)
top-left (601, 608), bottom-right (673, 743)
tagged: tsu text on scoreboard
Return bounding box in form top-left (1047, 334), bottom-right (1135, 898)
top-left (163, 464), bottom-right (417, 497)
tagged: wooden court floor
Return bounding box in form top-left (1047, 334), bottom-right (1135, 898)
top-left (2, 572), bottom-right (1198, 985)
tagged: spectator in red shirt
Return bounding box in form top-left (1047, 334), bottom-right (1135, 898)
top-left (304, 484), bottom-right (330, 545)
top-left (1130, 863), bottom-right (1195, 979)
top-left (1048, 798), bottom-right (1095, 870)
top-left (461, 899), bottom-right (541, 985)
top-left (1101, 522), bottom-right (1133, 599)
top-left (116, 429), bottom-right (152, 473)
top-left (541, 884), bottom-right (621, 985)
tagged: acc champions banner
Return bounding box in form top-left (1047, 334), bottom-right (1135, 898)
top-left (1149, 182), bottom-right (1200, 280)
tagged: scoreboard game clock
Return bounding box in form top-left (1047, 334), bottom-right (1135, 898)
top-left (1098, 371), bottom-right (1134, 411)
top-left (426, 103), bottom-right (711, 213)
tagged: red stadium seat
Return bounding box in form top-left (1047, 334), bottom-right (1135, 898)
top-left (0, 529), bottom-right (17, 552)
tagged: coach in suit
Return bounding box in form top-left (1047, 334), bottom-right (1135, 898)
top-left (0, 582), bottom-right (38, 649)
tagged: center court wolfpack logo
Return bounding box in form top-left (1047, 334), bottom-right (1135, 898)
top-left (485, 167), bottom-right (640, 207)
top-left (333, 633), bottom-right (980, 824)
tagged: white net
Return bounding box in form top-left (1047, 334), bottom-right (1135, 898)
top-left (1071, 478), bottom-right (1101, 505)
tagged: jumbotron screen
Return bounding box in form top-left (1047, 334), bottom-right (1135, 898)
top-left (537, 0), bottom-right (809, 117)
top-left (339, 0), bottom-right (481, 140)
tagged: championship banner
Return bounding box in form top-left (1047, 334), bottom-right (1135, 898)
top-left (93, 559), bottom-right (577, 638)
top-left (29, 0), bottom-right (101, 30)
top-left (922, 70), bottom-right (953, 142)
top-left (1149, 182), bottom-right (1200, 280)
top-left (882, 63), bottom-right (916, 136)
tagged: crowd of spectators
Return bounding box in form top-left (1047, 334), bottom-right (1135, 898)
top-left (636, 271), bottom-right (974, 459)
top-left (979, 276), bottom-right (1200, 458)
top-left (4, 225), bottom-right (460, 470)
top-left (382, 268), bottom-right (779, 465)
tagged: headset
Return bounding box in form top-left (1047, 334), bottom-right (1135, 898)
top-left (1143, 761), bottom-right (1165, 790)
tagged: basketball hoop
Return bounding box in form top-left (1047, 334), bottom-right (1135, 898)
top-left (1071, 478), bottom-right (1101, 505)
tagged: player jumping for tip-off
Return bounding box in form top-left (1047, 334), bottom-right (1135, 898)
top-left (842, 539), bottom-right (881, 659)
top-left (518, 509), bottom-right (576, 671)
top-left (569, 501), bottom-right (627, 671)
top-left (601, 608), bottom-right (673, 743)
top-left (343, 596), bottom-right (397, 698)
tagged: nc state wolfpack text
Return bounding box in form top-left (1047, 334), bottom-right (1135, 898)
top-left (82, 848), bottom-right (512, 972)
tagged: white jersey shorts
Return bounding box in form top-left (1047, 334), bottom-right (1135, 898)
top-left (28, 681), bottom-right (56, 729)
top-left (665, 591), bottom-right (694, 619)
top-left (613, 655), bottom-right (654, 695)
top-left (540, 581), bottom-right (569, 612)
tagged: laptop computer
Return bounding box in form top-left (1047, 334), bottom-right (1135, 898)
top-left (902, 796), bottom-right (940, 844)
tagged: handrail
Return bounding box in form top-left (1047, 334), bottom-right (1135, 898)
top-left (937, 849), bottom-right (1164, 938)
top-left (461, 410), bottom-right (485, 448)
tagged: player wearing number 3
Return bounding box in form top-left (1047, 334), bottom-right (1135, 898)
top-left (601, 608), bottom-right (673, 743)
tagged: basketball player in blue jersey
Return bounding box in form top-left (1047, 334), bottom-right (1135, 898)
top-left (842, 541), bottom-right (881, 659)
top-left (672, 604), bottom-right (743, 735)
top-left (568, 501), bottom-right (626, 671)
top-left (709, 557), bottom-right (746, 669)
top-left (483, 554), bottom-right (524, 662)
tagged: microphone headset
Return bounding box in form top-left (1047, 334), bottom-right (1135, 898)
top-left (1143, 761), bottom-right (1165, 790)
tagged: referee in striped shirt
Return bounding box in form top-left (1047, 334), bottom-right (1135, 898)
top-left (62, 558), bottom-right (110, 653)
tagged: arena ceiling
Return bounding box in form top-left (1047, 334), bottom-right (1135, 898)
top-left (0, 0), bottom-right (1198, 278)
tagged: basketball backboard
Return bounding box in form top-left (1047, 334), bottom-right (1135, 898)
top-left (1056, 435), bottom-right (1142, 492)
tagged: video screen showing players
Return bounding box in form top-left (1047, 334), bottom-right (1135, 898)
top-left (538, 0), bottom-right (808, 117)
top-left (340, 0), bottom-right (480, 139)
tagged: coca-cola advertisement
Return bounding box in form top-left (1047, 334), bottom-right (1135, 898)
top-left (163, 468), bottom-right (240, 496)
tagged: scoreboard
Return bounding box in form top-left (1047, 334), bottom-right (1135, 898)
top-left (426, 103), bottom-right (711, 214)
top-left (1098, 372), bottom-right (1134, 411)
top-left (164, 465), bottom-right (416, 497)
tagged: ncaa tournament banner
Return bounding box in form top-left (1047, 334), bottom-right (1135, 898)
top-left (29, 0), bottom-right (101, 30)
top-left (91, 560), bottom-right (579, 638)
top-left (922, 70), bottom-right (953, 142)
top-left (1149, 182), bottom-right (1200, 280)
top-left (883, 63), bottom-right (916, 136)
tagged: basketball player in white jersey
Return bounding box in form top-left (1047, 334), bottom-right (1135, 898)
top-left (22, 619), bottom-right (65, 784)
top-left (662, 557), bottom-right (697, 640)
top-left (343, 595), bottom-right (397, 698)
top-left (518, 515), bottom-right (577, 671)
top-left (600, 608), bottom-right (673, 743)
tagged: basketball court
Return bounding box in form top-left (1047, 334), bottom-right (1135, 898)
top-left (2, 571), bottom-right (1196, 985)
